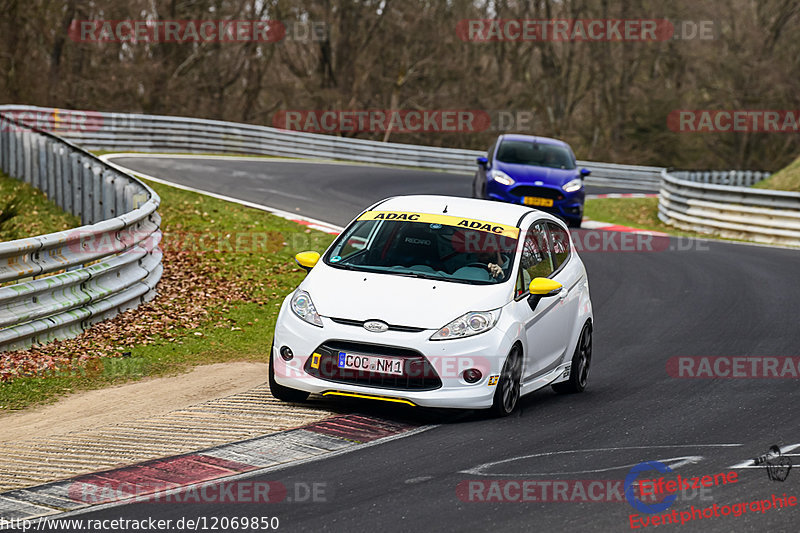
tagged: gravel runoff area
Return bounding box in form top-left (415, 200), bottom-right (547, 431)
top-left (0, 362), bottom-right (334, 493)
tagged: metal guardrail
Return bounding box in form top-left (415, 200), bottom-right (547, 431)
top-left (658, 169), bottom-right (800, 246)
top-left (676, 169), bottom-right (771, 187)
top-left (0, 107), bottom-right (162, 352)
top-left (1, 105), bottom-right (664, 190)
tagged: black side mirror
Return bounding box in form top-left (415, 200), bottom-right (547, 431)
top-left (477, 156), bottom-right (489, 169)
top-left (580, 168), bottom-right (591, 178)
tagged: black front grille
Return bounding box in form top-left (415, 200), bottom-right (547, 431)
top-left (329, 317), bottom-right (426, 333)
top-left (304, 341), bottom-right (442, 391)
top-left (509, 186), bottom-right (564, 201)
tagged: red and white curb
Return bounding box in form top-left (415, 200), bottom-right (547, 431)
top-left (579, 219), bottom-right (668, 236)
top-left (586, 193), bottom-right (658, 199)
top-left (0, 414), bottom-right (423, 521)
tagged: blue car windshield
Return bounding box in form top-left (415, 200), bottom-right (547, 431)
top-left (496, 140), bottom-right (576, 170)
top-left (323, 212), bottom-right (519, 285)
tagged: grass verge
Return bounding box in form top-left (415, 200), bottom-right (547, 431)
top-left (0, 171), bottom-right (80, 241)
top-left (752, 155), bottom-right (800, 192)
top-left (583, 197), bottom-right (717, 239)
top-left (0, 176), bottom-right (335, 410)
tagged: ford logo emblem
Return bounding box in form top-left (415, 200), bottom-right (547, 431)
top-left (364, 320), bottom-right (389, 333)
top-left (534, 180), bottom-right (543, 186)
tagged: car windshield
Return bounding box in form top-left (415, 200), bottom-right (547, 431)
top-left (496, 140), bottom-right (576, 170)
top-left (323, 211), bottom-right (519, 285)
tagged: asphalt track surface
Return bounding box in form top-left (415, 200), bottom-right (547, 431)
top-left (108, 156), bottom-right (656, 226)
top-left (73, 157), bottom-right (799, 532)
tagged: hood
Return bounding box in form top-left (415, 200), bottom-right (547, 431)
top-left (495, 162), bottom-right (579, 186)
top-left (299, 265), bottom-right (512, 329)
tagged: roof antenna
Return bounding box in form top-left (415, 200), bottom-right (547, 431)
top-left (443, 204), bottom-right (448, 213)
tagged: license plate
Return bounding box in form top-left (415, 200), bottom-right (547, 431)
top-left (524, 196), bottom-right (554, 207)
top-left (337, 351), bottom-right (404, 376)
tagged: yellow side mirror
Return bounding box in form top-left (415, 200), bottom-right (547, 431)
top-left (295, 251), bottom-right (320, 271)
top-left (529, 277), bottom-right (563, 296)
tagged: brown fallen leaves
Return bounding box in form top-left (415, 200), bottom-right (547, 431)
top-left (0, 249), bottom-right (283, 383)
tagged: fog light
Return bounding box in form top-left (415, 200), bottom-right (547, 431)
top-left (280, 346), bottom-right (294, 361)
top-left (463, 368), bottom-right (482, 383)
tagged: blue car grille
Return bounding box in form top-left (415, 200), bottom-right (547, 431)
top-left (508, 186), bottom-right (564, 201)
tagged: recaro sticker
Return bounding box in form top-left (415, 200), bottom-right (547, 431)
top-left (358, 211), bottom-right (520, 239)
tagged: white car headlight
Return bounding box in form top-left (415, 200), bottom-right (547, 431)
top-left (430, 309), bottom-right (501, 341)
top-left (563, 178), bottom-right (583, 193)
top-left (490, 170), bottom-right (515, 186)
top-left (290, 290), bottom-right (323, 327)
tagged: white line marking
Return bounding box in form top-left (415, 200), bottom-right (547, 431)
top-left (99, 154), bottom-right (344, 234)
top-left (100, 152), bottom-right (471, 174)
top-left (460, 445), bottom-right (741, 476)
top-left (729, 443), bottom-right (800, 469)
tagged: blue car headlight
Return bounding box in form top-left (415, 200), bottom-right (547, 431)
top-left (563, 178), bottom-right (583, 193)
top-left (490, 170), bottom-right (515, 186)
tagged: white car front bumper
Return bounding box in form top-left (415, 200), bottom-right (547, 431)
top-left (272, 298), bottom-right (517, 409)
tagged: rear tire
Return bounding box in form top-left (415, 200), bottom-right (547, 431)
top-left (269, 345), bottom-right (310, 403)
top-left (491, 346), bottom-right (523, 417)
top-left (552, 322), bottom-right (592, 394)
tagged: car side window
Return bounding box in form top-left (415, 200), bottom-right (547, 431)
top-left (487, 140), bottom-right (497, 164)
top-left (515, 222), bottom-right (555, 297)
top-left (547, 222), bottom-right (571, 270)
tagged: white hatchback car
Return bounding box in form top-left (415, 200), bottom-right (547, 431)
top-left (270, 195), bottom-right (593, 416)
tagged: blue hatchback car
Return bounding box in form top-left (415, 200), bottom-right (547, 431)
top-left (473, 134), bottom-right (590, 227)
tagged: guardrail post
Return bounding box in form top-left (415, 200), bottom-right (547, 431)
top-left (103, 170), bottom-right (117, 219)
top-left (31, 133), bottom-right (40, 190)
top-left (114, 177), bottom-right (127, 216)
top-left (92, 164), bottom-right (102, 222)
top-left (22, 130), bottom-right (33, 184)
top-left (0, 118), bottom-right (6, 174)
top-left (123, 183), bottom-right (138, 213)
top-left (36, 135), bottom-right (47, 192)
top-left (70, 152), bottom-right (82, 218)
top-left (9, 127), bottom-right (17, 177)
top-left (46, 140), bottom-right (56, 199)
top-left (81, 160), bottom-right (93, 225)
top-left (53, 144), bottom-right (63, 208)
top-left (15, 130), bottom-right (23, 178)
top-left (62, 146), bottom-right (73, 213)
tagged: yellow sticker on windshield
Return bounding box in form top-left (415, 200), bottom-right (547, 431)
top-left (358, 211), bottom-right (520, 239)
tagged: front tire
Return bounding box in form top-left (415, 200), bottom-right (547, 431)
top-left (491, 346), bottom-right (522, 417)
top-left (269, 345), bottom-right (310, 403)
top-left (552, 322), bottom-right (592, 394)
top-left (567, 217), bottom-right (582, 228)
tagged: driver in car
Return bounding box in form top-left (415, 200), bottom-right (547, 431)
top-left (476, 248), bottom-right (507, 279)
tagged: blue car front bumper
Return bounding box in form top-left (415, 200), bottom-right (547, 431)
top-left (486, 182), bottom-right (585, 224)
